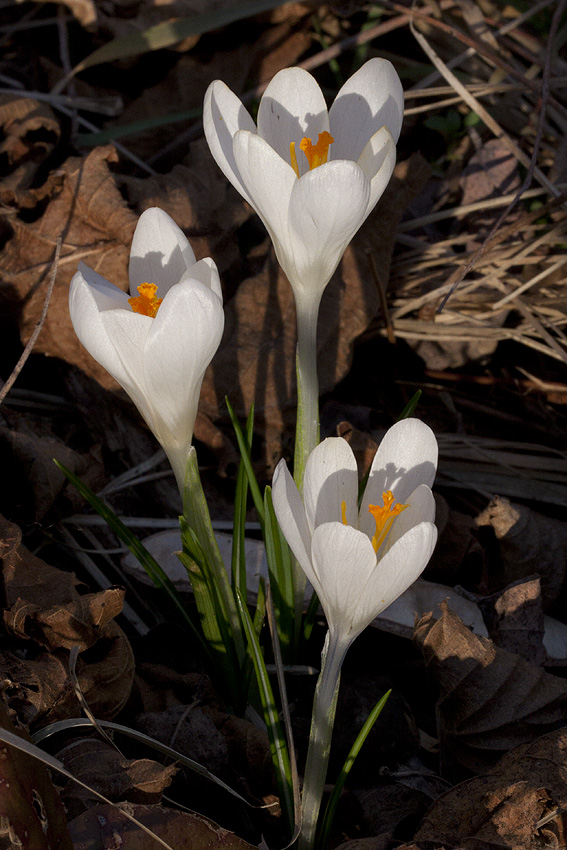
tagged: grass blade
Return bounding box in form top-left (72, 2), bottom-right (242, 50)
top-left (226, 399), bottom-right (265, 530)
top-left (73, 0), bottom-right (296, 72)
top-left (236, 588), bottom-right (294, 837)
top-left (317, 690), bottom-right (391, 850)
top-left (55, 461), bottom-right (205, 649)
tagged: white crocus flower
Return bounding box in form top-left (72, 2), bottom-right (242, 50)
top-left (204, 59), bottom-right (404, 482)
top-left (272, 418), bottom-right (438, 647)
top-left (203, 58), bottom-right (403, 306)
top-left (69, 207), bottom-right (224, 494)
top-left (272, 418), bottom-right (438, 850)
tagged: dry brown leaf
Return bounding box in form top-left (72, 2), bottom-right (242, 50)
top-left (0, 515), bottom-right (135, 725)
top-left (68, 802), bottom-right (257, 850)
top-left (203, 708), bottom-right (275, 797)
top-left (135, 704), bottom-right (231, 789)
top-left (475, 577), bottom-right (546, 664)
top-left (1, 145), bottom-right (138, 390)
top-left (414, 603), bottom-right (567, 776)
top-left (0, 95), bottom-right (60, 207)
top-left (414, 727), bottom-right (567, 850)
top-left (475, 496), bottom-right (567, 608)
top-left (5, 586), bottom-right (126, 652)
top-left (0, 696), bottom-right (74, 850)
top-left (58, 738), bottom-right (177, 818)
top-left (459, 138), bottom-right (520, 207)
top-left (123, 141), bottom-right (249, 270)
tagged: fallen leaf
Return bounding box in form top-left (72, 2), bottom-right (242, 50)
top-left (68, 802), bottom-right (258, 850)
top-left (0, 515), bottom-right (135, 725)
top-left (0, 697), bottom-right (74, 850)
top-left (1, 145), bottom-right (137, 391)
top-left (475, 577), bottom-right (546, 665)
top-left (58, 738), bottom-right (177, 818)
top-left (475, 496), bottom-right (567, 609)
top-left (0, 95), bottom-right (59, 207)
top-left (414, 727), bottom-right (567, 850)
top-left (459, 138), bottom-right (521, 207)
top-left (414, 603), bottom-right (567, 777)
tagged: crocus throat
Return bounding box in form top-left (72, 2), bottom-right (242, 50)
top-left (368, 491), bottom-right (408, 553)
top-left (128, 283), bottom-right (163, 318)
top-left (289, 131), bottom-right (334, 178)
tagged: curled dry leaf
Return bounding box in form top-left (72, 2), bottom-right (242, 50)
top-left (0, 96), bottom-right (59, 207)
top-left (5, 586), bottom-right (126, 652)
top-left (0, 515), bottom-right (135, 724)
top-left (0, 697), bottom-right (74, 850)
top-left (475, 496), bottom-right (567, 608)
top-left (474, 577), bottom-right (546, 665)
top-left (58, 738), bottom-right (177, 818)
top-left (413, 727), bottom-right (567, 850)
top-left (68, 802), bottom-right (258, 850)
top-left (414, 603), bottom-right (567, 776)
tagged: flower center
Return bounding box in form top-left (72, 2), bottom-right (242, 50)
top-left (289, 131), bottom-right (334, 178)
top-left (368, 492), bottom-right (408, 553)
top-left (128, 283), bottom-right (163, 318)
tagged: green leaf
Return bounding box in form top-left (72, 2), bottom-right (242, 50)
top-left (236, 588), bottom-right (294, 837)
top-left (317, 690), bottom-right (391, 850)
top-left (76, 108), bottom-right (201, 145)
top-left (226, 399), bottom-right (265, 530)
top-left (55, 461), bottom-right (205, 647)
top-left (231, 406), bottom-right (255, 603)
top-left (397, 389), bottom-right (422, 420)
top-left (74, 0), bottom-right (297, 71)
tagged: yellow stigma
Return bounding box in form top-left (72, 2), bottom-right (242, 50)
top-left (128, 283), bottom-right (163, 318)
top-left (289, 131), bottom-right (334, 177)
top-left (369, 491), bottom-right (408, 553)
top-left (341, 500), bottom-right (348, 525)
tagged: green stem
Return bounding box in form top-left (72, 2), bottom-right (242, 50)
top-left (293, 291), bottom-right (322, 642)
top-left (299, 629), bottom-right (349, 850)
top-left (294, 292), bottom-right (322, 489)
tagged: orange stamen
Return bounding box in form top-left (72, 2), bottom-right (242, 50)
top-left (368, 491), bottom-right (408, 553)
top-left (128, 283), bottom-right (163, 318)
top-left (341, 500), bottom-right (348, 525)
top-left (290, 141), bottom-right (300, 178)
top-left (296, 131), bottom-right (334, 172)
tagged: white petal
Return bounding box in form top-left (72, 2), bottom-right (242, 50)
top-left (180, 257), bottom-right (223, 301)
top-left (129, 208), bottom-right (196, 297)
top-left (232, 130), bottom-right (295, 265)
top-left (358, 127), bottom-right (397, 217)
top-left (76, 262), bottom-right (129, 306)
top-left (257, 67), bottom-right (329, 178)
top-left (360, 419), bottom-right (438, 540)
top-left (272, 459), bottom-right (318, 590)
top-left (143, 281), bottom-right (224, 444)
top-left (311, 523), bottom-right (377, 636)
top-left (382, 484), bottom-right (436, 554)
top-left (329, 58), bottom-right (404, 161)
top-left (303, 437), bottom-right (358, 532)
top-left (203, 80), bottom-right (257, 206)
top-left (287, 160), bottom-right (369, 295)
top-left (69, 270), bottom-right (148, 399)
top-left (361, 522), bottom-right (438, 624)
